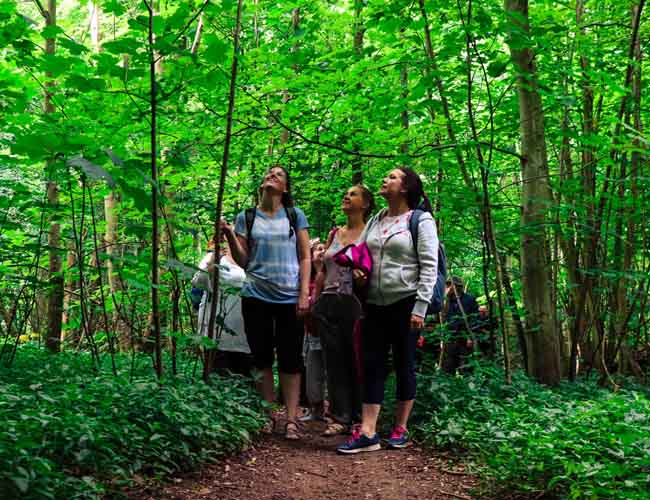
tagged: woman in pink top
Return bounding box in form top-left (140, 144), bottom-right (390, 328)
top-left (312, 184), bottom-right (375, 436)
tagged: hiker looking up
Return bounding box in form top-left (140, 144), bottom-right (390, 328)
top-left (192, 234), bottom-right (252, 378)
top-left (338, 168), bottom-right (438, 454)
top-left (299, 239), bottom-right (328, 424)
top-left (312, 184), bottom-right (375, 437)
top-left (220, 165), bottom-right (311, 441)
top-left (442, 276), bottom-right (479, 374)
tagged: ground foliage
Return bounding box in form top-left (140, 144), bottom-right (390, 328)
top-left (1, 0), bottom-right (650, 498)
top-left (0, 346), bottom-right (264, 499)
top-left (414, 364), bottom-right (650, 499)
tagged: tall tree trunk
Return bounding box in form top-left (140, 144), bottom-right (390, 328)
top-left (204, 0), bottom-right (244, 380)
top-left (505, 0), bottom-right (560, 385)
top-left (88, 0), bottom-right (100, 45)
top-left (612, 2), bottom-right (643, 372)
top-left (351, 1), bottom-right (364, 184)
top-left (421, 0), bottom-right (521, 375)
top-left (147, 0), bottom-right (162, 378)
top-left (568, 0), bottom-right (597, 380)
top-left (279, 8), bottom-right (300, 149)
top-left (45, 0), bottom-right (63, 353)
top-left (399, 33), bottom-right (409, 155)
top-left (61, 241), bottom-right (79, 346)
top-left (104, 192), bottom-right (128, 349)
top-left (190, 13), bottom-right (204, 55)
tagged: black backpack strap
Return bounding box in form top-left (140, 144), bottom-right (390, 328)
top-left (285, 206), bottom-right (298, 238)
top-left (245, 207), bottom-right (256, 248)
top-left (409, 209), bottom-right (423, 260)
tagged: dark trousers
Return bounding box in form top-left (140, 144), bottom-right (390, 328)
top-left (442, 338), bottom-right (473, 374)
top-left (241, 297), bottom-right (303, 374)
top-left (312, 293), bottom-right (363, 425)
top-left (362, 296), bottom-right (419, 405)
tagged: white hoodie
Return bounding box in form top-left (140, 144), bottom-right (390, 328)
top-left (192, 254), bottom-right (250, 354)
top-left (361, 209), bottom-right (439, 318)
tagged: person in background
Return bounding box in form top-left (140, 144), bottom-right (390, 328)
top-left (337, 168), bottom-right (438, 454)
top-left (477, 304), bottom-right (497, 357)
top-left (221, 165), bottom-right (311, 441)
top-left (312, 184), bottom-right (375, 437)
top-left (299, 239), bottom-right (328, 423)
top-left (442, 276), bottom-right (479, 374)
top-left (192, 236), bottom-right (252, 378)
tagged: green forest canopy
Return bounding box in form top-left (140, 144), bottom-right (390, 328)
top-left (0, 0), bottom-right (649, 385)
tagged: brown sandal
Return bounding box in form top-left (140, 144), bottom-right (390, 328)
top-left (285, 420), bottom-right (302, 440)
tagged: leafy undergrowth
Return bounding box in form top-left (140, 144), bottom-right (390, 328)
top-left (0, 346), bottom-right (264, 499)
top-left (413, 365), bottom-right (650, 499)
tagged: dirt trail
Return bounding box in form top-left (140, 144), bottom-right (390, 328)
top-left (130, 419), bottom-right (478, 500)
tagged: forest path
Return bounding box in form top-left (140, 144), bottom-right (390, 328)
top-left (130, 418), bottom-right (478, 500)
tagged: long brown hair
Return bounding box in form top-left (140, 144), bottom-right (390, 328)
top-left (355, 184), bottom-right (375, 221)
top-left (260, 164), bottom-right (294, 207)
top-left (398, 168), bottom-right (432, 211)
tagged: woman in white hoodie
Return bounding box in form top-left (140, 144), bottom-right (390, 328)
top-left (192, 238), bottom-right (252, 377)
top-left (337, 168), bottom-right (439, 454)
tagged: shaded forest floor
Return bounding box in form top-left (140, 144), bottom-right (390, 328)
top-left (127, 418), bottom-right (480, 500)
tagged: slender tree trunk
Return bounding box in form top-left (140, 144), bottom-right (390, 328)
top-left (45, 0), bottom-right (63, 353)
top-left (351, 1), bottom-right (364, 184)
top-left (204, 0), bottom-right (244, 380)
top-left (61, 241), bottom-right (79, 346)
top-left (612, 2), bottom-right (643, 372)
top-left (399, 36), bottom-right (409, 155)
top-left (190, 13), bottom-right (204, 55)
top-left (88, 0), bottom-right (100, 44)
top-left (279, 8), bottom-right (300, 149)
top-left (147, 0), bottom-right (162, 379)
top-left (568, 0), bottom-right (597, 380)
top-left (422, 0), bottom-right (520, 375)
top-left (104, 192), bottom-right (128, 349)
top-left (505, 0), bottom-right (560, 385)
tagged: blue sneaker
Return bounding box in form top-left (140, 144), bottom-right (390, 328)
top-left (386, 425), bottom-right (409, 449)
top-left (336, 429), bottom-right (381, 454)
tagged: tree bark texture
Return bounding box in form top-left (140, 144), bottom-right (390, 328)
top-left (505, 0), bottom-right (561, 385)
top-left (45, 0), bottom-right (63, 353)
top-left (204, 0), bottom-right (244, 380)
top-left (147, 0), bottom-right (162, 378)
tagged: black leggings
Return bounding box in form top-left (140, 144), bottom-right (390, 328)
top-left (362, 296), bottom-right (419, 404)
top-left (241, 297), bottom-right (303, 374)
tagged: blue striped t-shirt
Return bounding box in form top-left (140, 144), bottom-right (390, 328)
top-left (234, 207), bottom-right (309, 303)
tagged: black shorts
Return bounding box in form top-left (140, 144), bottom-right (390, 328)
top-left (241, 297), bottom-right (303, 374)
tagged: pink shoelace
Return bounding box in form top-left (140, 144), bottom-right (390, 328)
top-left (347, 427), bottom-right (361, 444)
top-left (390, 425), bottom-right (407, 440)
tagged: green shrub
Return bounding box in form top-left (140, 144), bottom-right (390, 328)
top-left (0, 347), bottom-right (264, 499)
top-left (414, 365), bottom-right (650, 499)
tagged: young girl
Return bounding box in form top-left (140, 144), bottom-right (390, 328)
top-left (221, 165), bottom-right (311, 440)
top-left (337, 168), bottom-right (438, 454)
top-left (313, 184), bottom-right (374, 436)
top-left (300, 240), bottom-right (327, 422)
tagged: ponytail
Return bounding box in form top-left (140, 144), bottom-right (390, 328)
top-left (398, 167), bottom-right (430, 211)
top-left (419, 193), bottom-right (433, 213)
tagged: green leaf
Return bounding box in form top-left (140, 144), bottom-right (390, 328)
top-left (102, 38), bottom-right (140, 55)
top-left (41, 25), bottom-right (64, 40)
top-left (12, 476), bottom-right (28, 493)
top-left (204, 34), bottom-right (228, 63)
top-left (104, 0), bottom-right (125, 16)
top-left (40, 54), bottom-right (75, 77)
